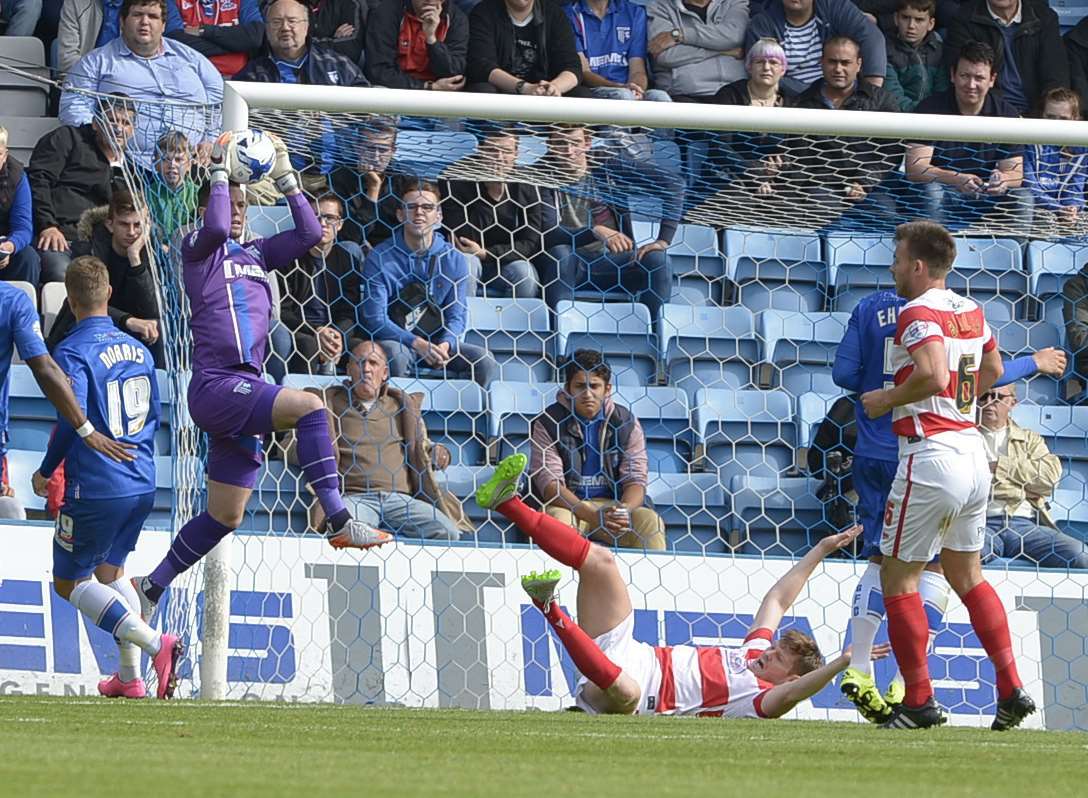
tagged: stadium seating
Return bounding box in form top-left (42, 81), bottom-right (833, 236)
top-left (993, 320), bottom-right (1063, 403)
top-left (796, 391), bottom-right (844, 452)
top-left (1011, 403), bottom-right (1088, 485)
top-left (945, 237), bottom-right (1027, 321)
top-left (826, 234), bottom-right (895, 313)
top-left (1026, 240), bottom-right (1086, 329)
top-left (694, 388), bottom-right (796, 484)
top-left (464, 296), bottom-right (553, 383)
top-left (758, 310), bottom-right (849, 395)
top-left (0, 37), bottom-right (48, 116)
top-left (659, 304), bottom-right (758, 401)
top-left (1050, 487), bottom-right (1088, 543)
top-left (40, 282), bottom-right (66, 337)
top-left (729, 475), bottom-right (825, 556)
top-left (488, 380), bottom-right (561, 461)
top-left (1, 115), bottom-right (60, 164)
top-left (633, 221), bottom-right (726, 306)
top-left (723, 228), bottom-right (825, 313)
top-left (646, 472), bottom-right (728, 553)
top-left (554, 300), bottom-right (656, 385)
top-left (610, 384), bottom-right (694, 472)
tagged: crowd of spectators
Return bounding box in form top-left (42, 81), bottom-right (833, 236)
top-left (1, 0), bottom-right (1088, 559)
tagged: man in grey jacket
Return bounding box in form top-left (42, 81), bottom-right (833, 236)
top-left (646, 0), bottom-right (748, 100)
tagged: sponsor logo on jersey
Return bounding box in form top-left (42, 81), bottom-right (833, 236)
top-left (223, 260), bottom-right (269, 282)
top-left (233, 379), bottom-right (253, 396)
top-left (900, 319), bottom-right (931, 348)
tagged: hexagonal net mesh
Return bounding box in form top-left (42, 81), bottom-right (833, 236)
top-left (82, 86), bottom-right (1088, 728)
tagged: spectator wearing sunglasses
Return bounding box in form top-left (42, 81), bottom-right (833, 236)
top-left (978, 384), bottom-right (1088, 569)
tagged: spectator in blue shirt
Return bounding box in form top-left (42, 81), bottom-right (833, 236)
top-left (361, 178), bottom-right (498, 388)
top-left (565, 0), bottom-right (669, 103)
top-left (0, 127), bottom-right (39, 286)
top-left (60, 0), bottom-right (224, 169)
top-left (1025, 87), bottom-right (1088, 234)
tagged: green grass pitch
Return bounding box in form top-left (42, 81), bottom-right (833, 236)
top-left (2, 696), bottom-right (1086, 797)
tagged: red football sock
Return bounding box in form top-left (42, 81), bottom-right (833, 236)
top-left (496, 497), bottom-right (590, 570)
top-left (536, 599), bottom-right (621, 691)
top-left (885, 592), bottom-right (933, 707)
top-left (962, 582), bottom-right (1021, 701)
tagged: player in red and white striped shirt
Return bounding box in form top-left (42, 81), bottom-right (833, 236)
top-left (861, 220), bottom-right (1035, 731)
top-left (477, 453), bottom-right (873, 719)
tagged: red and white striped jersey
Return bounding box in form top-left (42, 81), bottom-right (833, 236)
top-left (889, 288), bottom-right (995, 456)
top-left (648, 628), bottom-right (776, 718)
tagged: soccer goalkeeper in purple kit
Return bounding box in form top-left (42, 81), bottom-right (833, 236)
top-left (133, 131), bottom-right (394, 616)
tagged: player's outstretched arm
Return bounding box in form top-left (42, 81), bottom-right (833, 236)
top-left (976, 346), bottom-right (1004, 400)
top-left (750, 526), bottom-right (862, 634)
top-left (183, 133), bottom-right (234, 262)
top-left (759, 653), bottom-right (851, 719)
top-left (25, 354), bottom-right (136, 463)
top-left (260, 133), bottom-right (323, 269)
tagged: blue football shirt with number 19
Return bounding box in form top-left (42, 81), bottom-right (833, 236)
top-left (53, 317), bottom-right (159, 499)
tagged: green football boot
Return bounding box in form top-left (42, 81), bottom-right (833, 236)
top-left (840, 667), bottom-right (893, 724)
top-left (475, 453), bottom-right (528, 509)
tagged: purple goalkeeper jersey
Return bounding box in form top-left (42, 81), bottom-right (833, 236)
top-left (182, 183), bottom-right (321, 373)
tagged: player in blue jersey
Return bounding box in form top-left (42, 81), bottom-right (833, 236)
top-left (832, 289), bottom-right (1066, 722)
top-left (132, 132), bottom-right (394, 623)
top-left (1, 273), bottom-right (135, 507)
top-left (29, 257), bottom-right (182, 699)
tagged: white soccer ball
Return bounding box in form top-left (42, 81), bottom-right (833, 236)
top-left (229, 129), bottom-right (277, 184)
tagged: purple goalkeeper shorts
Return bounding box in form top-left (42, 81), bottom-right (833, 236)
top-left (188, 367), bottom-right (282, 489)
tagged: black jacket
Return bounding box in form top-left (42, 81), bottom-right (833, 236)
top-left (792, 81), bottom-right (903, 188)
top-left (1065, 18), bottom-right (1088, 109)
top-left (329, 170), bottom-right (402, 248)
top-left (307, 0), bottom-right (367, 63)
top-left (703, 81), bottom-right (795, 186)
top-left (235, 40), bottom-right (369, 86)
top-left (27, 125), bottom-right (116, 240)
top-left (944, 0), bottom-right (1069, 113)
top-left (48, 212), bottom-right (158, 347)
top-left (365, 0), bottom-right (468, 88)
top-left (466, 0), bottom-right (581, 85)
top-left (1063, 265), bottom-right (1088, 383)
top-left (441, 180), bottom-right (544, 268)
top-left (278, 243), bottom-right (364, 336)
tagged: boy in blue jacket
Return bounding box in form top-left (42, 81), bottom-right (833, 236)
top-left (1025, 87), bottom-right (1088, 231)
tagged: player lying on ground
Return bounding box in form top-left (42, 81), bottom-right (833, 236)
top-left (834, 286), bottom-right (1066, 723)
top-left (860, 221), bottom-right (1035, 731)
top-left (31, 257), bottom-right (182, 699)
top-left (133, 131), bottom-right (393, 619)
top-left (478, 453), bottom-right (881, 717)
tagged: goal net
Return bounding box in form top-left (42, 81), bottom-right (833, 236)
top-left (88, 84), bottom-right (1088, 728)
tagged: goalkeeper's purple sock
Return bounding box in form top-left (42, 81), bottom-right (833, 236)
top-left (145, 512), bottom-right (233, 602)
top-left (295, 408), bottom-right (350, 531)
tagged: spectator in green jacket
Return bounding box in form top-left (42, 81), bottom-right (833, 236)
top-left (884, 0), bottom-right (948, 112)
top-left (145, 130), bottom-right (198, 246)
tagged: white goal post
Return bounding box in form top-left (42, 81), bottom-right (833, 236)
top-left (190, 82), bottom-right (1088, 703)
